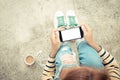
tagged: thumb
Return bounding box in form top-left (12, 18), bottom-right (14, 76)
top-left (81, 25), bottom-right (87, 35)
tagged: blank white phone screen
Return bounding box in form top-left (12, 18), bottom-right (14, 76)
top-left (61, 28), bottom-right (81, 41)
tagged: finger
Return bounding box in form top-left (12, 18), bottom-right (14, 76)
top-left (84, 24), bottom-right (91, 32)
top-left (57, 27), bottom-right (65, 31)
top-left (53, 28), bottom-right (58, 34)
top-left (81, 25), bottom-right (87, 35)
top-left (55, 31), bottom-right (60, 42)
top-left (79, 23), bottom-right (85, 27)
top-left (51, 29), bottom-right (56, 40)
top-left (51, 28), bottom-right (55, 35)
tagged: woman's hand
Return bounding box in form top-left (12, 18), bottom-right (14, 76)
top-left (81, 24), bottom-right (101, 52)
top-left (50, 29), bottom-right (60, 57)
top-left (81, 24), bottom-right (94, 45)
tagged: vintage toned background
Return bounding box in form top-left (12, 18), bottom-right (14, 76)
top-left (0, 0), bottom-right (120, 80)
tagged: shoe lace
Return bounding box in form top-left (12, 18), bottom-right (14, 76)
top-left (57, 16), bottom-right (65, 27)
top-left (69, 16), bottom-right (78, 26)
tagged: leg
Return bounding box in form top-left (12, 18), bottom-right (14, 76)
top-left (76, 40), bottom-right (104, 69)
top-left (55, 42), bottom-right (75, 78)
top-left (55, 42), bottom-right (73, 66)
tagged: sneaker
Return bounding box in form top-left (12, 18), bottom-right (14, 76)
top-left (54, 11), bottom-right (66, 28)
top-left (66, 10), bottom-right (78, 28)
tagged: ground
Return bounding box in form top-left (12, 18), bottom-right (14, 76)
top-left (0, 0), bottom-right (120, 80)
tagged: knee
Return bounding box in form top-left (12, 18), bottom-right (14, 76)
top-left (77, 41), bottom-right (89, 50)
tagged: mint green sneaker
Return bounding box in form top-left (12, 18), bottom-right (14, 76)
top-left (54, 11), bottom-right (66, 28)
top-left (66, 10), bottom-right (78, 28)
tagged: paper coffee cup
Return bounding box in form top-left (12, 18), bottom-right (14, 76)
top-left (24, 54), bottom-right (35, 66)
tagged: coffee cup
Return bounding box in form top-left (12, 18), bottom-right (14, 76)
top-left (24, 54), bottom-right (35, 66)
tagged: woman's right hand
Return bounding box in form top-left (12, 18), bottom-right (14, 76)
top-left (81, 24), bottom-right (94, 45)
top-left (81, 24), bottom-right (101, 52)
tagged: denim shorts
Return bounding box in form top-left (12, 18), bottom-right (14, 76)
top-left (54, 40), bottom-right (104, 80)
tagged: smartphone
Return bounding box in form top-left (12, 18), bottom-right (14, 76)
top-left (59, 27), bottom-right (83, 42)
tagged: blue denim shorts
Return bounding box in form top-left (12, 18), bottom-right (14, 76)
top-left (54, 42), bottom-right (78, 79)
top-left (54, 40), bottom-right (104, 79)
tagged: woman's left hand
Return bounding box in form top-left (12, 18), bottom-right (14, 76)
top-left (50, 29), bottom-right (60, 57)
